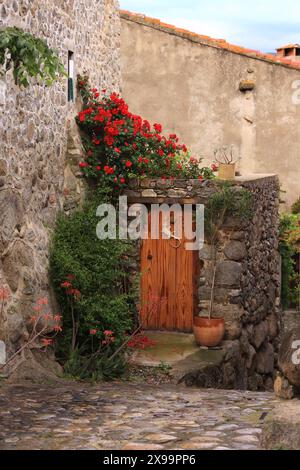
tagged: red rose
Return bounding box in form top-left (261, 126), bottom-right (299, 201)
top-left (125, 160), bottom-right (132, 168)
top-left (154, 123), bottom-right (162, 133)
top-left (138, 157), bottom-right (143, 163)
top-left (96, 166), bottom-right (101, 171)
top-left (114, 148), bottom-right (121, 154)
top-left (158, 149), bottom-right (164, 157)
top-left (79, 162), bottom-right (88, 168)
top-left (198, 175), bottom-right (204, 181)
top-left (120, 177), bottom-right (125, 184)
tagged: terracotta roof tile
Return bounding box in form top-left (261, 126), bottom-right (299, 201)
top-left (120, 10), bottom-right (300, 71)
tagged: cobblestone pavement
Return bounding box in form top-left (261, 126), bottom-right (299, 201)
top-left (0, 382), bottom-right (278, 450)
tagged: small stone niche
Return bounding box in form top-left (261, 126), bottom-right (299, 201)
top-left (239, 79), bottom-right (256, 92)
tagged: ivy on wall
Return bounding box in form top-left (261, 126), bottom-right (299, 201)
top-left (0, 27), bottom-right (66, 87)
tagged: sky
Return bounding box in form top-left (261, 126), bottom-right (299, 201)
top-left (119, 0), bottom-right (300, 52)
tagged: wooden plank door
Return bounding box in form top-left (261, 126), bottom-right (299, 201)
top-left (140, 214), bottom-right (199, 332)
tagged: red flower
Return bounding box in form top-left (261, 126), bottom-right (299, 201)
top-left (104, 330), bottom-right (114, 337)
top-left (138, 157), bottom-right (143, 163)
top-left (211, 164), bottom-right (218, 172)
top-left (53, 325), bottom-right (63, 332)
top-left (114, 148), bottom-right (121, 154)
top-left (41, 339), bottom-right (53, 347)
top-left (120, 177), bottom-right (125, 184)
top-left (61, 281), bottom-right (72, 288)
top-left (93, 138), bottom-right (101, 145)
top-left (144, 158), bottom-right (149, 164)
top-left (96, 166), bottom-right (101, 171)
top-left (158, 149), bottom-right (164, 157)
top-left (198, 175), bottom-right (204, 181)
top-left (154, 123), bottom-right (162, 133)
top-left (0, 287), bottom-right (10, 301)
top-left (90, 329), bottom-right (97, 335)
top-left (104, 166), bottom-right (114, 175)
top-left (79, 162), bottom-right (88, 168)
top-left (125, 160), bottom-right (132, 168)
top-left (177, 163), bottom-right (183, 170)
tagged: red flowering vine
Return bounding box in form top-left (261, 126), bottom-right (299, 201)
top-left (76, 76), bottom-right (216, 185)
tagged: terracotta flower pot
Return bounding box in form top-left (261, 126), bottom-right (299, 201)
top-left (193, 317), bottom-right (225, 348)
top-left (218, 163), bottom-right (236, 181)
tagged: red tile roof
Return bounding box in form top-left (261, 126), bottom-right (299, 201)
top-left (120, 10), bottom-right (300, 71)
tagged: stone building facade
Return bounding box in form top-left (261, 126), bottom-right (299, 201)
top-left (120, 11), bottom-right (300, 209)
top-left (0, 0), bottom-right (121, 373)
top-left (124, 175), bottom-right (282, 390)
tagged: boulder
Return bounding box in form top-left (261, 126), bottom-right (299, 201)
top-left (251, 321), bottom-right (269, 349)
top-left (256, 342), bottom-right (274, 374)
top-left (278, 328), bottom-right (300, 388)
top-left (215, 261), bottom-right (242, 287)
top-left (224, 240), bottom-right (247, 261)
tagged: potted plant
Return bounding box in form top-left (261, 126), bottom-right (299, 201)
top-left (193, 184), bottom-right (252, 347)
top-left (214, 145), bottom-right (240, 181)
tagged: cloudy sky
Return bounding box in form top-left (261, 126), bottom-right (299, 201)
top-left (119, 0), bottom-right (300, 52)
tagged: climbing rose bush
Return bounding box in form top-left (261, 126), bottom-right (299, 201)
top-left (76, 76), bottom-right (215, 185)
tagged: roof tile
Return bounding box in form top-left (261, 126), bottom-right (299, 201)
top-left (120, 10), bottom-right (300, 71)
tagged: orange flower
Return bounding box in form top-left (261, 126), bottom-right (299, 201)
top-left (53, 325), bottom-right (62, 332)
top-left (61, 281), bottom-right (72, 289)
top-left (54, 314), bottom-right (62, 323)
top-left (0, 287), bottom-right (10, 301)
top-left (41, 338), bottom-right (53, 347)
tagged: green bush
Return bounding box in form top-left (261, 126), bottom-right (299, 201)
top-left (50, 185), bottom-right (136, 377)
top-left (279, 214), bottom-right (300, 309)
top-left (292, 197), bottom-right (300, 215)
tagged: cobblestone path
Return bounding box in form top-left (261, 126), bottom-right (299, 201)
top-left (0, 382), bottom-right (278, 450)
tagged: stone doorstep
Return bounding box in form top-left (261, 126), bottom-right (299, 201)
top-left (261, 400), bottom-right (300, 450)
top-left (129, 331), bottom-right (226, 381)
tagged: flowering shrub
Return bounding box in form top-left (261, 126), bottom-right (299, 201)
top-left (0, 296), bottom-right (62, 372)
top-left (76, 76), bottom-right (215, 185)
top-left (50, 184), bottom-right (135, 377)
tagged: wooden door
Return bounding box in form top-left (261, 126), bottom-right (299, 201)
top-left (140, 214), bottom-right (199, 332)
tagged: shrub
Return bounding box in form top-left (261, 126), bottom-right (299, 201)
top-left (279, 213), bottom-right (300, 309)
top-left (292, 197), bottom-right (300, 215)
top-left (50, 184), bottom-right (136, 376)
top-left (75, 76), bottom-right (215, 185)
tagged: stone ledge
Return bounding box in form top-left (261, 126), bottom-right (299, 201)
top-left (261, 401), bottom-right (300, 450)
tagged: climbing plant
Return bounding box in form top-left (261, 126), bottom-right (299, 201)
top-left (0, 27), bottom-right (66, 87)
top-left (204, 183), bottom-right (253, 319)
top-left (279, 213), bottom-right (300, 309)
top-left (75, 75), bottom-right (216, 186)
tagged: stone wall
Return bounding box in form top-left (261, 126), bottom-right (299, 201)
top-left (120, 11), bottom-right (300, 209)
top-left (0, 0), bottom-right (121, 371)
top-left (124, 174), bottom-right (282, 391)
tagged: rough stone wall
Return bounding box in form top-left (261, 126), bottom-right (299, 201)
top-left (120, 13), bottom-right (300, 209)
top-left (0, 1), bottom-right (121, 365)
top-left (124, 175), bottom-right (281, 391)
